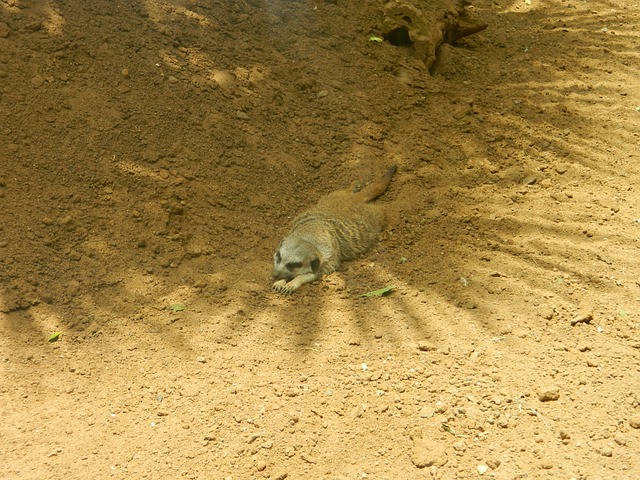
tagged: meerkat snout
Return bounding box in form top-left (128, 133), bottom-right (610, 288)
top-left (272, 239), bottom-right (321, 281)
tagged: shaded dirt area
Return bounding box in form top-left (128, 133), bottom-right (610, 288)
top-left (1, 0), bottom-right (640, 479)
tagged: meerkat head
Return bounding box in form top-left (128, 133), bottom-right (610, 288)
top-left (273, 238), bottom-right (321, 281)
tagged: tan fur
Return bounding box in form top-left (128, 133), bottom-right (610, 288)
top-left (272, 165), bottom-right (397, 294)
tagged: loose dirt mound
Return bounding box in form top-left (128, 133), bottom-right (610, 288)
top-left (1, 1), bottom-right (639, 479)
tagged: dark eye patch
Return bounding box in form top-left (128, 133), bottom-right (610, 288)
top-left (286, 262), bottom-right (302, 270)
top-left (311, 258), bottom-right (320, 272)
top-left (275, 251), bottom-right (282, 263)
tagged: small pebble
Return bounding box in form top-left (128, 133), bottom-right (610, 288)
top-left (540, 178), bottom-right (552, 188)
top-left (31, 75), bottom-right (45, 87)
top-left (419, 406), bottom-right (435, 418)
top-left (434, 401), bottom-right (447, 414)
top-left (614, 433), bottom-right (627, 446)
top-left (0, 22), bottom-right (11, 38)
top-left (537, 386), bottom-right (560, 402)
top-left (453, 441), bottom-right (466, 452)
top-left (256, 460), bottom-right (267, 471)
top-left (570, 313), bottom-right (593, 326)
top-left (629, 415), bottom-right (640, 429)
top-left (418, 340), bottom-right (437, 352)
top-left (600, 447), bottom-right (613, 457)
top-left (411, 435), bottom-right (448, 468)
top-left (68, 250), bottom-right (82, 261)
top-left (550, 192), bottom-right (569, 203)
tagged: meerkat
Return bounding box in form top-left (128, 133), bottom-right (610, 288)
top-left (272, 165), bottom-right (397, 294)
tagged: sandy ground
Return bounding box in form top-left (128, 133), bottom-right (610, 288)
top-left (1, 0), bottom-right (639, 479)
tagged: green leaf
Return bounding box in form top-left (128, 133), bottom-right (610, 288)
top-left (170, 304), bottom-right (185, 312)
top-left (361, 286), bottom-right (396, 297)
top-left (369, 36), bottom-right (384, 44)
top-left (441, 422), bottom-right (455, 435)
top-left (618, 310), bottom-right (629, 318)
top-left (48, 332), bottom-right (61, 342)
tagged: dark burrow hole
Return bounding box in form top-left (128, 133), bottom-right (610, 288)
top-left (384, 26), bottom-right (412, 47)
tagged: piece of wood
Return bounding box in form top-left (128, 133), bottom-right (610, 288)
top-left (381, 0), bottom-right (487, 69)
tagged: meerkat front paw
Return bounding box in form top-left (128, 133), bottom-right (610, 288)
top-left (273, 279), bottom-right (297, 295)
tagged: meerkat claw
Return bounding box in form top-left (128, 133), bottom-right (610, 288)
top-left (273, 279), bottom-right (295, 294)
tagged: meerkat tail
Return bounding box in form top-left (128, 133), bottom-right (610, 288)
top-left (355, 165), bottom-right (397, 203)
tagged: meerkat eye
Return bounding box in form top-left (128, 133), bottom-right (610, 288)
top-left (286, 262), bottom-right (302, 270)
top-left (310, 258), bottom-right (320, 272)
top-left (275, 251), bottom-right (282, 263)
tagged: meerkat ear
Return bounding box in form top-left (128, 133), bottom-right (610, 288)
top-left (310, 258), bottom-right (320, 272)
